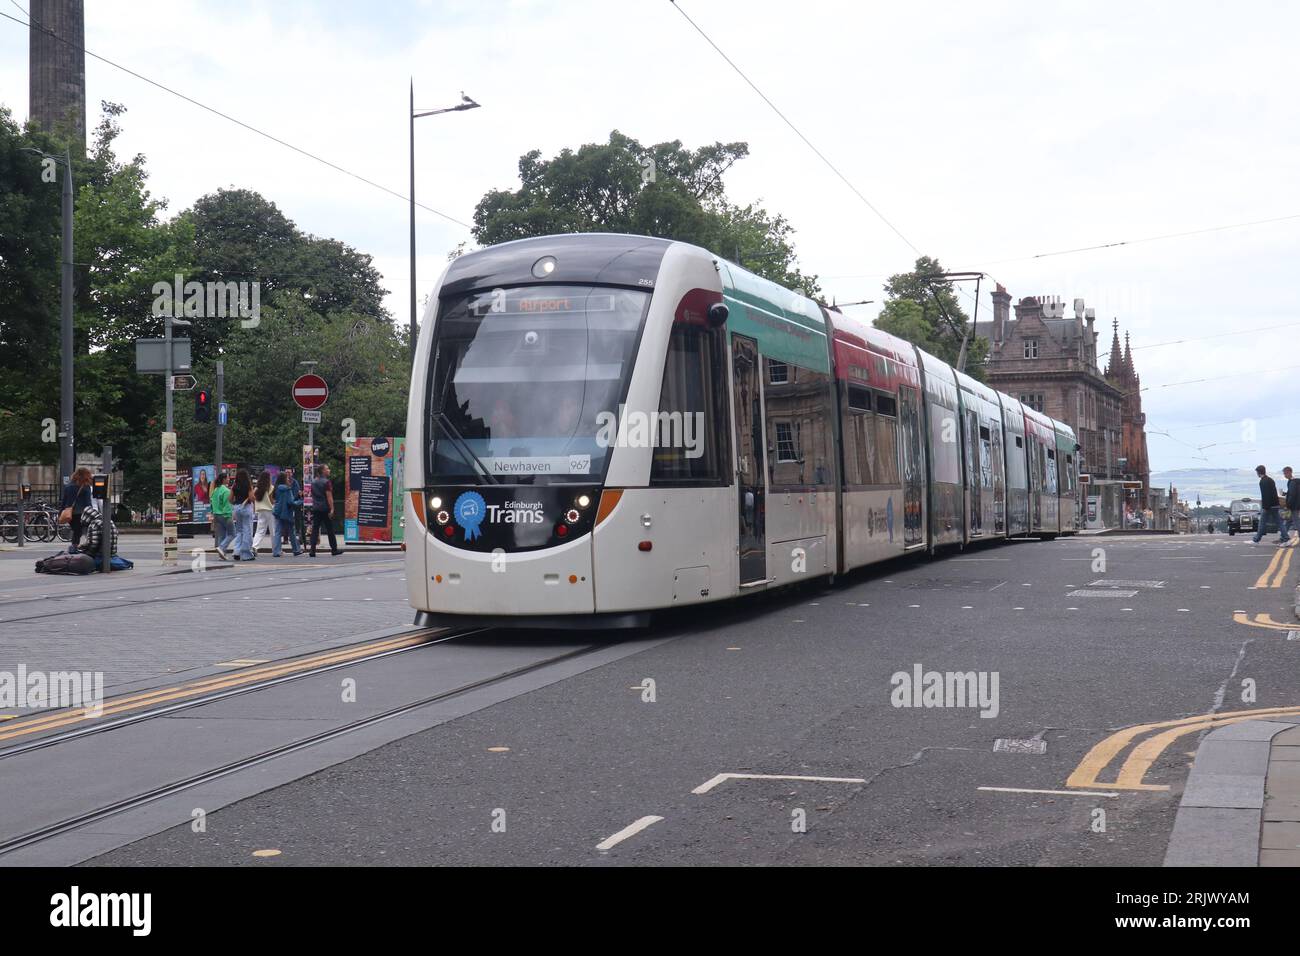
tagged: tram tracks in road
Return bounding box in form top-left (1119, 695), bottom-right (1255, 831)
top-left (0, 631), bottom-right (610, 858)
top-left (0, 625), bottom-right (473, 753)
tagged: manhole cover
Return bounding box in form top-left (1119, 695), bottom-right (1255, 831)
top-left (993, 738), bottom-right (1046, 755)
top-left (1067, 589), bottom-right (1140, 598)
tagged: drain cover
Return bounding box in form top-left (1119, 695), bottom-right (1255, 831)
top-left (1068, 589), bottom-right (1140, 598)
top-left (993, 738), bottom-right (1047, 755)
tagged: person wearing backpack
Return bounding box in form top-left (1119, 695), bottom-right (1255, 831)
top-left (272, 468), bottom-right (302, 557)
top-left (308, 464), bottom-right (342, 557)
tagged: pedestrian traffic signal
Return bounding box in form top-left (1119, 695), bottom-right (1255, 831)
top-left (195, 389), bottom-right (211, 422)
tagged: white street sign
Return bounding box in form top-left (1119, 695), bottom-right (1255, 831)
top-left (301, 410), bottom-right (322, 424)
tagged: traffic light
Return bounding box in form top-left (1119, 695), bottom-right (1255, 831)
top-left (195, 389), bottom-right (211, 422)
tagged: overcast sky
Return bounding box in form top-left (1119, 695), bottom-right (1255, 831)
top-left (4, 0), bottom-right (1299, 474)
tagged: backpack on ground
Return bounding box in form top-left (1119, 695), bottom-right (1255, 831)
top-left (35, 551), bottom-right (97, 575)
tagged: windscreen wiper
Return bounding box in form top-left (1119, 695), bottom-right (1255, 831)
top-left (433, 411), bottom-right (499, 485)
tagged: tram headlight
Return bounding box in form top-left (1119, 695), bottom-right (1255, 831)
top-left (436, 510), bottom-right (451, 525)
top-left (564, 509), bottom-right (580, 524)
top-left (577, 494), bottom-right (590, 509)
top-left (532, 255), bottom-right (557, 278)
top-left (430, 496), bottom-right (442, 509)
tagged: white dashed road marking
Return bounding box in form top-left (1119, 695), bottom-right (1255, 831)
top-left (596, 815), bottom-right (663, 851)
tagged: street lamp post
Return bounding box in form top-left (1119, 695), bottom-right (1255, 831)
top-left (409, 84), bottom-right (480, 364)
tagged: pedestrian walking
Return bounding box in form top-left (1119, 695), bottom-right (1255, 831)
top-left (280, 466), bottom-right (303, 547)
top-left (1252, 465), bottom-right (1285, 545)
top-left (210, 472), bottom-right (235, 559)
top-left (1282, 466), bottom-right (1300, 547)
top-left (58, 467), bottom-right (94, 553)
top-left (309, 464), bottom-right (341, 557)
top-left (231, 468), bottom-right (256, 561)
top-left (251, 472), bottom-right (275, 554)
top-left (272, 468), bottom-right (302, 557)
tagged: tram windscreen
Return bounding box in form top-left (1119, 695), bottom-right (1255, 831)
top-left (426, 285), bottom-right (649, 485)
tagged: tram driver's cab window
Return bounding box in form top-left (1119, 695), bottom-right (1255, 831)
top-left (649, 322), bottom-right (730, 485)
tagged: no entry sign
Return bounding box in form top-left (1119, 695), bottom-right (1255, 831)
top-left (293, 374), bottom-right (329, 410)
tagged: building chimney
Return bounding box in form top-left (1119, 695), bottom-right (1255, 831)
top-left (991, 283), bottom-right (1011, 343)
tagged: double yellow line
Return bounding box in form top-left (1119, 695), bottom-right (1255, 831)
top-left (0, 630), bottom-right (437, 744)
top-left (1254, 545), bottom-right (1294, 589)
top-left (1067, 705), bottom-right (1300, 791)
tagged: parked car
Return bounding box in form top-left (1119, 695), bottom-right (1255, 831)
top-left (1227, 498), bottom-right (1260, 536)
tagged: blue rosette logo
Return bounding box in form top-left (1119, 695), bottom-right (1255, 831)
top-left (454, 491), bottom-right (487, 541)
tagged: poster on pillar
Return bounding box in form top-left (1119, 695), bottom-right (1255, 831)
top-left (344, 437), bottom-right (405, 543)
top-left (161, 431), bottom-right (178, 564)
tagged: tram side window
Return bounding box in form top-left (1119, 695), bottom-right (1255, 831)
top-left (649, 324), bottom-right (730, 485)
top-left (875, 392), bottom-right (900, 485)
top-left (1046, 447), bottom-right (1059, 494)
top-left (843, 384), bottom-right (875, 486)
top-left (765, 359), bottom-right (834, 491)
top-left (927, 401), bottom-right (961, 484)
top-left (1064, 454), bottom-right (1076, 492)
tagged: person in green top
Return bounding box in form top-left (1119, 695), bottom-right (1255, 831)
top-left (210, 472), bottom-right (235, 560)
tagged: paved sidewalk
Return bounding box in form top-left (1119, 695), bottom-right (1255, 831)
top-left (0, 543), bottom-right (413, 696)
top-left (1164, 717), bottom-right (1300, 866)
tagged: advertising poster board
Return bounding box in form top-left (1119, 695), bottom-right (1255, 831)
top-left (344, 437), bottom-right (403, 542)
top-left (161, 432), bottom-right (178, 564)
top-left (191, 465), bottom-right (214, 523)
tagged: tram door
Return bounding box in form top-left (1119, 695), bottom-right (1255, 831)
top-left (899, 386), bottom-right (925, 547)
top-left (732, 335), bottom-right (767, 586)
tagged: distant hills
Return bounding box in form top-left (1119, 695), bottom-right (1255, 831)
top-left (1149, 468), bottom-right (1260, 506)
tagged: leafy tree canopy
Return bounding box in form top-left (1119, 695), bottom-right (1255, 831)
top-left (875, 255), bottom-right (989, 381)
top-left (0, 102), bottom-right (403, 509)
top-left (472, 130), bottom-right (820, 296)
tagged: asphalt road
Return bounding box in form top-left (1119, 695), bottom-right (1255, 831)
top-left (70, 532), bottom-right (1299, 867)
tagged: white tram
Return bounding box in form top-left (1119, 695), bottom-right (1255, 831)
top-left (404, 234), bottom-right (1080, 627)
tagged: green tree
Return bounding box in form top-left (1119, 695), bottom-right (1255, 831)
top-left (875, 255), bottom-right (989, 380)
top-left (0, 101), bottom-right (402, 511)
top-left (472, 130), bottom-right (820, 296)
top-left (0, 101), bottom-right (195, 491)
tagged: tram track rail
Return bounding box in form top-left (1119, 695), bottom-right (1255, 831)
top-left (0, 636), bottom-right (607, 858)
top-left (0, 625), bottom-right (481, 753)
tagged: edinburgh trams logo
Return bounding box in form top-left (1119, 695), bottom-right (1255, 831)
top-left (452, 492), bottom-right (545, 539)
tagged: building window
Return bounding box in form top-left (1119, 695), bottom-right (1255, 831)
top-left (768, 361), bottom-right (789, 385)
top-left (774, 421), bottom-right (798, 462)
top-left (1024, 339), bottom-right (1039, 359)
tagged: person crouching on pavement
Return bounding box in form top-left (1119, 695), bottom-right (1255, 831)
top-left (1252, 465), bottom-right (1285, 545)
